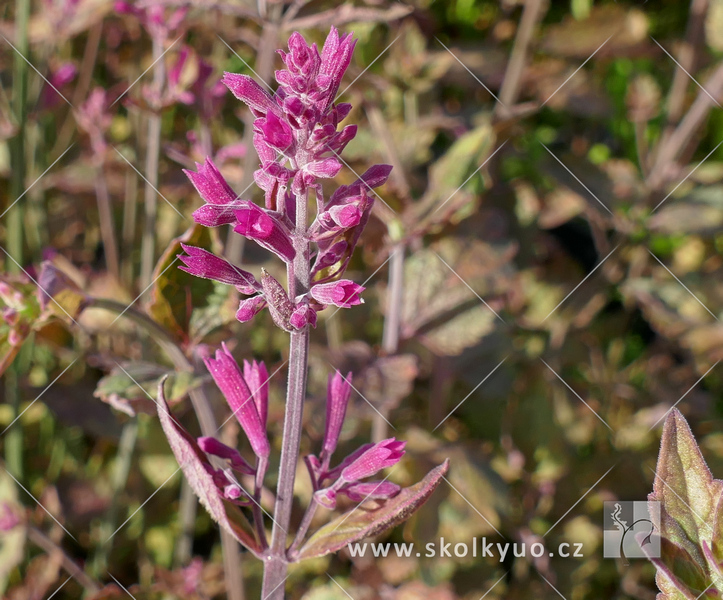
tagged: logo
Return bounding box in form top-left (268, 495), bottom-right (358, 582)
top-left (603, 501), bottom-right (660, 561)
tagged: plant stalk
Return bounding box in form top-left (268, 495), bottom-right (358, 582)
top-left (373, 243), bottom-right (405, 443)
top-left (5, 0), bottom-right (30, 479)
top-left (140, 37), bottom-right (164, 288)
top-left (262, 187), bottom-right (310, 599)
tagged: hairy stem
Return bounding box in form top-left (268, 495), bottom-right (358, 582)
top-left (262, 187), bottom-right (310, 599)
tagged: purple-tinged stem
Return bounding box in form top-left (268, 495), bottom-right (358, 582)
top-left (287, 452), bottom-right (329, 559)
top-left (262, 188), bottom-right (310, 599)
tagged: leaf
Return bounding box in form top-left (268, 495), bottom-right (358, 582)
top-left (94, 362), bottom-right (203, 416)
top-left (707, 0), bottom-right (723, 52)
top-left (650, 186), bottom-right (723, 235)
top-left (0, 471), bottom-right (25, 594)
top-left (37, 261), bottom-right (90, 321)
top-left (400, 238), bottom-right (513, 355)
top-left (147, 224), bottom-right (216, 344)
top-left (296, 459), bottom-right (449, 560)
top-left (652, 409), bottom-right (722, 551)
top-left (416, 123), bottom-right (494, 223)
top-left (0, 274), bottom-right (45, 376)
top-left (645, 537), bottom-right (708, 600)
top-left (647, 409), bottom-right (723, 598)
top-left (156, 379), bottom-right (262, 556)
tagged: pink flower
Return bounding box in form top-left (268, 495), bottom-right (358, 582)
top-left (178, 244), bottom-right (259, 294)
top-left (198, 436), bottom-right (255, 475)
top-left (204, 344), bottom-right (270, 460)
top-left (340, 438), bottom-right (406, 483)
top-left (311, 438), bottom-right (405, 509)
top-left (234, 202), bottom-right (295, 262)
top-left (185, 158), bottom-right (245, 227)
top-left (321, 371), bottom-right (352, 459)
top-left (236, 295), bottom-right (267, 323)
top-left (310, 280), bottom-right (364, 308)
top-left (243, 359), bottom-right (269, 430)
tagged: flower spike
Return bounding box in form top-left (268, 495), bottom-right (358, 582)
top-left (204, 343), bottom-right (270, 460)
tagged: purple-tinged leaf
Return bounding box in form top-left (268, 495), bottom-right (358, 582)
top-left (37, 261), bottom-right (90, 320)
top-left (643, 536), bottom-right (709, 600)
top-left (294, 459), bottom-right (448, 561)
top-left (156, 379), bottom-right (262, 557)
top-left (652, 409), bottom-right (722, 551)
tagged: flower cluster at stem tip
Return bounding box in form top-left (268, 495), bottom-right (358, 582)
top-left (178, 28), bottom-right (404, 510)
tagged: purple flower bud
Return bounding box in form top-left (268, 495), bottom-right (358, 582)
top-left (259, 112), bottom-right (294, 152)
top-left (314, 487), bottom-right (337, 509)
top-left (3, 307), bottom-right (18, 326)
top-left (324, 442), bottom-right (374, 482)
top-left (327, 164), bottom-right (392, 206)
top-left (198, 436), bottom-right (255, 475)
top-left (224, 482), bottom-right (243, 500)
top-left (322, 371), bottom-right (352, 459)
top-left (243, 359), bottom-right (269, 430)
top-left (192, 204), bottom-right (239, 227)
top-left (322, 204), bottom-right (362, 229)
top-left (310, 280), bottom-right (364, 308)
top-left (8, 329), bottom-right (23, 347)
top-left (185, 158), bottom-right (237, 205)
top-left (234, 202), bottom-right (295, 262)
top-left (204, 343), bottom-right (270, 459)
top-left (306, 157), bottom-right (342, 179)
top-left (223, 73), bottom-right (278, 117)
top-left (340, 481), bottom-right (401, 503)
top-left (260, 269), bottom-right (294, 331)
top-left (340, 438), bottom-right (406, 483)
top-left (312, 240), bottom-right (348, 275)
top-left (178, 244), bottom-right (260, 294)
top-left (289, 301), bottom-right (317, 330)
top-left (236, 295), bottom-right (266, 323)
top-left (318, 28), bottom-right (357, 108)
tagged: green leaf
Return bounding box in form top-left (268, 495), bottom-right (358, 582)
top-left (400, 238), bottom-right (512, 355)
top-left (156, 379), bottom-right (262, 556)
top-left (0, 471), bottom-right (25, 594)
top-left (94, 361), bottom-right (203, 416)
top-left (417, 123), bottom-right (494, 222)
top-left (296, 459), bottom-right (449, 561)
top-left (0, 274), bottom-right (45, 376)
top-left (706, 0), bottom-right (723, 52)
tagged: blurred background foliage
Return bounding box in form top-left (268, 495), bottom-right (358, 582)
top-left (2, 0), bottom-right (723, 598)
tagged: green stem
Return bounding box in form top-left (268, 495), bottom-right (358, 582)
top-left (90, 419), bottom-right (138, 576)
top-left (140, 37), bottom-right (164, 288)
top-left (5, 0), bottom-right (30, 480)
